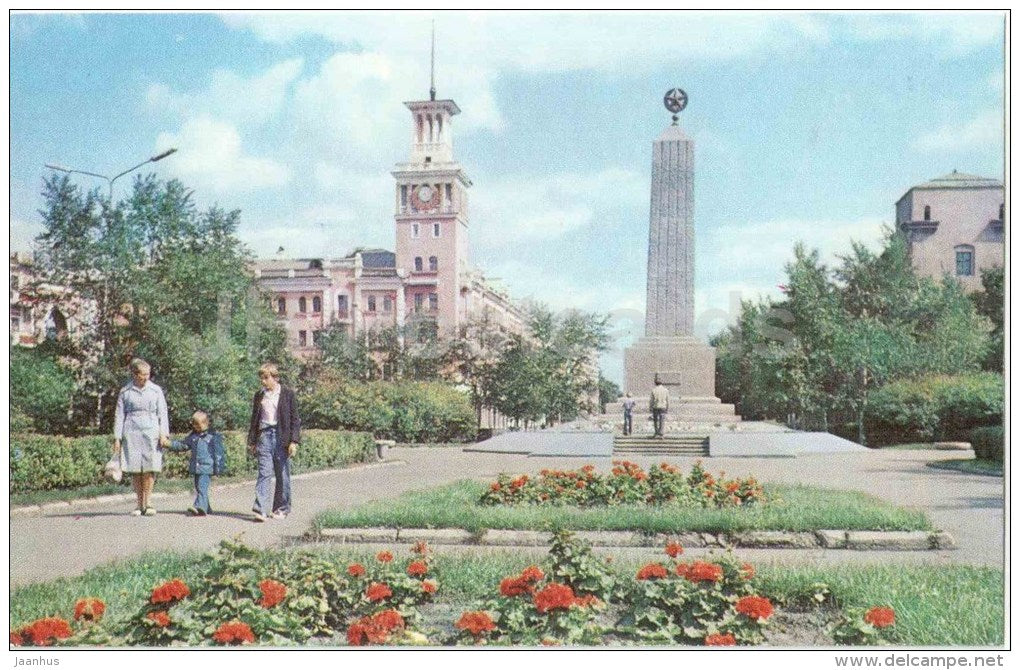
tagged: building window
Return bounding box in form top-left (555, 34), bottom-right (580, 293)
top-left (433, 222), bottom-right (441, 238)
top-left (955, 247), bottom-right (974, 276)
top-left (312, 330), bottom-right (323, 347)
top-left (338, 295), bottom-right (348, 317)
top-left (299, 330), bottom-right (307, 347)
top-left (414, 257), bottom-right (423, 272)
top-left (400, 185), bottom-right (408, 212)
top-left (429, 256), bottom-right (438, 272)
top-left (429, 292), bottom-right (439, 312)
top-left (383, 296), bottom-right (393, 312)
top-left (414, 293), bottom-right (424, 311)
top-left (312, 296), bottom-right (322, 313)
top-left (1000, 203), bottom-right (1005, 220)
top-left (445, 183), bottom-right (453, 209)
top-left (367, 296), bottom-right (377, 312)
top-left (923, 205), bottom-right (931, 221)
top-left (412, 223), bottom-right (420, 238)
top-left (277, 297), bottom-right (286, 315)
top-left (298, 297), bottom-right (307, 313)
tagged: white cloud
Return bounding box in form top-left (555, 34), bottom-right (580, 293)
top-left (9, 217), bottom-right (44, 252)
top-left (912, 110), bottom-right (1003, 152)
top-left (155, 117), bottom-right (292, 194)
top-left (843, 12), bottom-right (1002, 54)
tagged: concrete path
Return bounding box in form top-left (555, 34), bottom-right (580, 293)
top-left (8, 447), bottom-right (1003, 587)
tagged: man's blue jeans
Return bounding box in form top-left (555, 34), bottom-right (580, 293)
top-left (253, 427), bottom-right (291, 516)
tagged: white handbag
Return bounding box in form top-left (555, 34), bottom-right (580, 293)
top-left (104, 456), bottom-right (123, 483)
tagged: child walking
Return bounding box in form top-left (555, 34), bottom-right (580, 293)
top-left (169, 411), bottom-right (226, 516)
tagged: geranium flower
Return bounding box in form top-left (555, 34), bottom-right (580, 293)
top-left (740, 563), bottom-right (755, 580)
top-left (636, 563), bottom-right (669, 580)
top-left (407, 561), bottom-right (428, 577)
top-left (150, 578), bottom-right (190, 605)
top-left (412, 541), bottom-right (430, 555)
top-left (347, 563), bottom-right (366, 577)
top-left (365, 582), bottom-right (393, 602)
top-left (9, 631), bottom-right (23, 646)
top-left (520, 565), bottom-right (545, 582)
top-left (455, 611), bottom-right (496, 637)
top-left (373, 609), bottom-right (405, 632)
top-left (347, 612), bottom-right (405, 647)
top-left (21, 618), bottom-right (73, 646)
top-left (685, 561), bottom-right (724, 583)
top-left (490, 482), bottom-right (501, 492)
top-left (500, 576), bottom-right (532, 597)
top-left (212, 621), bottom-right (255, 645)
top-left (258, 579), bottom-right (288, 609)
top-left (675, 562), bottom-right (691, 578)
top-left (422, 579), bottom-right (438, 594)
top-left (533, 583), bottom-right (576, 614)
top-left (736, 595), bottom-right (774, 620)
top-left (864, 606), bottom-right (896, 628)
top-left (376, 551), bottom-right (394, 563)
top-left (146, 611), bottom-right (171, 628)
top-left (705, 632), bottom-right (737, 646)
top-left (73, 597), bottom-right (106, 622)
top-left (665, 542), bottom-right (684, 558)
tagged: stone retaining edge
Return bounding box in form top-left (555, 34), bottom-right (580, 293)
top-left (312, 527), bottom-right (956, 551)
top-left (9, 459), bottom-right (408, 517)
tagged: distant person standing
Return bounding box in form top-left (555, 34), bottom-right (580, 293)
top-left (247, 363), bottom-right (301, 522)
top-left (649, 376), bottom-right (670, 439)
top-left (621, 393), bottom-right (636, 436)
top-left (113, 358), bottom-right (170, 516)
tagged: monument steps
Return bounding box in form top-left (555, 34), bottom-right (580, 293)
top-left (613, 434), bottom-right (709, 457)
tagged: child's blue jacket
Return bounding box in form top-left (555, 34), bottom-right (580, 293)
top-left (169, 431), bottom-right (226, 475)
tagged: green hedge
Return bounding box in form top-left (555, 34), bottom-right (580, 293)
top-left (865, 373), bottom-right (1004, 446)
top-left (9, 429), bottom-right (375, 494)
top-left (301, 378), bottom-right (476, 443)
top-left (971, 426), bottom-right (1005, 463)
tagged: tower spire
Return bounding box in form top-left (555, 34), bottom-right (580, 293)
top-left (429, 20), bottom-right (436, 101)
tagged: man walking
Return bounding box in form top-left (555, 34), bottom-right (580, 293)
top-left (649, 376), bottom-right (670, 439)
top-left (247, 363), bottom-right (301, 522)
top-left (621, 393), bottom-right (636, 436)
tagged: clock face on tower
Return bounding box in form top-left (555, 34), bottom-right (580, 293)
top-left (417, 185), bottom-right (434, 202)
top-left (411, 184), bottom-right (440, 212)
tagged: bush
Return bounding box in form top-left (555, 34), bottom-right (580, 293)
top-left (10, 346), bottom-right (75, 434)
top-left (971, 426), bottom-right (1005, 463)
top-left (9, 430), bottom-right (375, 494)
top-left (865, 373), bottom-right (1004, 446)
top-left (301, 372), bottom-right (476, 443)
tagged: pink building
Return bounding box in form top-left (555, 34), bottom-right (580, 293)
top-left (896, 171), bottom-right (1004, 292)
top-left (255, 90), bottom-right (526, 357)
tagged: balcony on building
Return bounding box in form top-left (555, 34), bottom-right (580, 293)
top-left (899, 218), bottom-right (939, 239)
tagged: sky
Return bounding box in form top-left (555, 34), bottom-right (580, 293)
top-left (9, 11), bottom-right (1006, 383)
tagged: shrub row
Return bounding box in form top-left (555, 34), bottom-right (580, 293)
top-left (9, 430), bottom-right (375, 494)
top-left (301, 377), bottom-right (476, 443)
top-left (970, 426), bottom-right (1005, 463)
top-left (864, 373), bottom-right (1003, 446)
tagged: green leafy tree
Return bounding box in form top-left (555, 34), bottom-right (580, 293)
top-left (10, 345), bottom-right (76, 434)
top-left (971, 266), bottom-right (1004, 371)
top-left (597, 375), bottom-right (621, 413)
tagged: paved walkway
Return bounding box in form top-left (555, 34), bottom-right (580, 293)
top-left (8, 447), bottom-right (1003, 587)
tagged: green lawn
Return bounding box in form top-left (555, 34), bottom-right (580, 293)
top-left (10, 547), bottom-right (1002, 646)
top-left (315, 480), bottom-right (932, 533)
top-left (927, 459), bottom-right (1003, 477)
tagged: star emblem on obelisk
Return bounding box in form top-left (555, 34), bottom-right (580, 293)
top-left (663, 88), bottom-right (688, 114)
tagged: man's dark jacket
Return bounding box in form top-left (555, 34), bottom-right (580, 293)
top-left (247, 386), bottom-right (301, 453)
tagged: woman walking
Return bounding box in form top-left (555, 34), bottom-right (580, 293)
top-left (113, 358), bottom-right (170, 516)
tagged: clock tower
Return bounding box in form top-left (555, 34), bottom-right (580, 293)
top-left (392, 82), bottom-right (472, 336)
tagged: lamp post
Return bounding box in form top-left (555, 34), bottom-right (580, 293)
top-left (45, 148), bottom-right (178, 201)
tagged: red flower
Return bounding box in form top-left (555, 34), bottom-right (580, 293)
top-left (490, 482), bottom-right (501, 492)
top-left (412, 541), bottom-right (430, 555)
top-left (740, 563), bottom-right (755, 580)
top-left (376, 551), bottom-right (394, 563)
top-left (146, 611), bottom-right (171, 628)
top-left (20, 618), bottom-right (73, 646)
top-left (422, 579), bottom-right (438, 594)
top-left (864, 606), bottom-right (896, 628)
top-left (407, 560), bottom-right (428, 577)
top-left (347, 563), bottom-right (366, 577)
top-left (258, 579), bottom-right (288, 609)
top-left (73, 597), bottom-right (106, 622)
top-left (675, 562), bottom-right (691, 578)
top-left (9, 631), bottom-right (23, 646)
top-left (705, 632), bottom-right (737, 646)
top-left (346, 612), bottom-right (405, 646)
top-left (500, 576), bottom-right (532, 597)
top-left (347, 622), bottom-right (368, 646)
top-left (636, 563), bottom-right (669, 580)
top-left (455, 611), bottom-right (496, 637)
top-left (685, 561), bottom-right (724, 583)
top-left (150, 578), bottom-right (190, 605)
top-left (533, 583), bottom-right (576, 614)
top-left (373, 609), bottom-right (405, 632)
top-left (212, 621), bottom-right (256, 645)
top-left (736, 595), bottom-right (774, 620)
top-left (520, 565), bottom-right (545, 582)
top-left (365, 582), bottom-right (393, 602)
top-left (665, 542), bottom-right (684, 558)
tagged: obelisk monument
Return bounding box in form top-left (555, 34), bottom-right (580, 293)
top-left (616, 89), bottom-right (738, 422)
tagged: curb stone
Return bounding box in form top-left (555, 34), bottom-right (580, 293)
top-left (846, 531), bottom-right (932, 551)
top-left (9, 460), bottom-right (407, 517)
top-left (398, 528), bottom-right (475, 545)
top-left (731, 531), bottom-right (818, 549)
top-left (815, 530), bottom-right (848, 549)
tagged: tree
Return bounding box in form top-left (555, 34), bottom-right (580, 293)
top-left (597, 375), bottom-right (621, 413)
top-left (35, 174), bottom-right (290, 431)
top-left (972, 266), bottom-right (1004, 371)
top-left (313, 321), bottom-right (377, 381)
top-left (442, 311), bottom-right (510, 427)
top-left (10, 345), bottom-right (76, 434)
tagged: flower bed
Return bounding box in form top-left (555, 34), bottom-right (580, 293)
top-left (481, 461), bottom-right (765, 508)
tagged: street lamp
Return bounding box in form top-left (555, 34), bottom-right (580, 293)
top-left (45, 148), bottom-right (178, 201)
